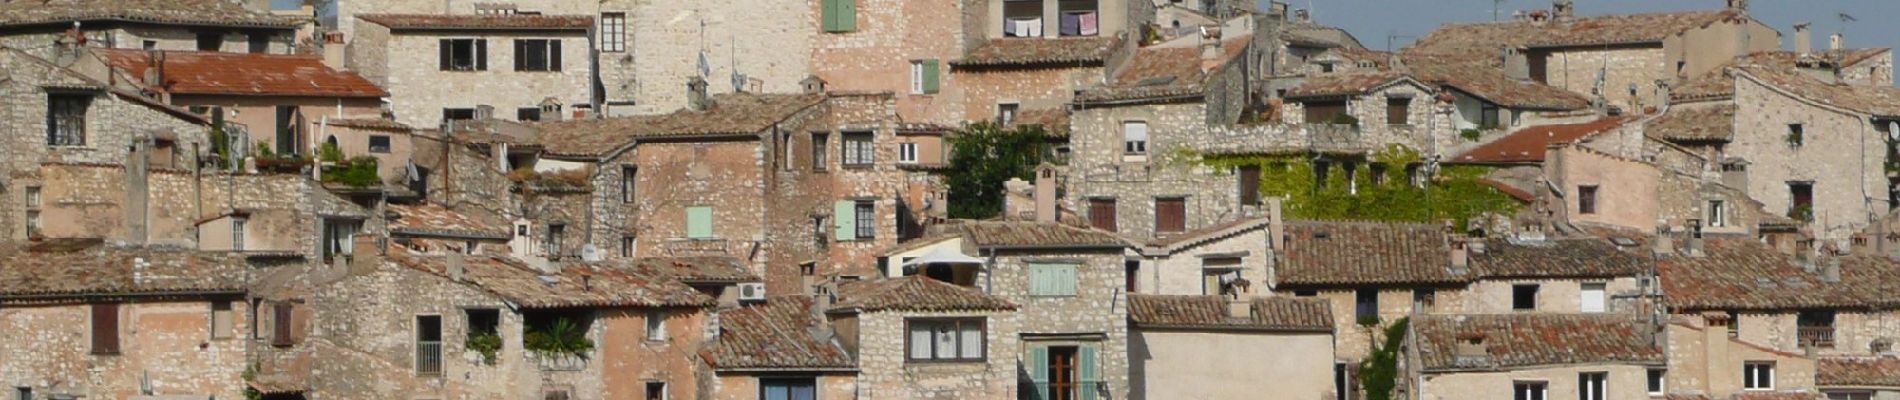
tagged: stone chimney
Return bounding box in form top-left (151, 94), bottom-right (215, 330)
top-left (1033, 164), bottom-right (1057, 223)
top-left (1726, 0), bottom-right (1747, 12)
top-left (1684, 221), bottom-right (1705, 257)
top-left (1226, 298), bottom-right (1252, 319)
top-left (1794, 22), bottom-right (1812, 55)
top-left (1829, 33), bottom-right (1843, 51)
top-left (687, 76), bottom-right (714, 112)
top-left (321, 32), bottom-right (348, 71)
top-left (1199, 27), bottom-right (1223, 61)
top-left (1293, 9), bottom-right (1309, 23)
top-left (1821, 258), bottom-right (1841, 283)
top-left (349, 233), bottom-right (384, 274)
top-left (1266, 197), bottom-right (1285, 251)
top-left (1551, 0), bottom-right (1574, 21)
top-left (1652, 226), bottom-right (1676, 256)
top-left (447, 253), bottom-right (466, 282)
top-left (124, 134), bottom-right (152, 244)
top-left (1527, 9), bottom-right (1550, 26)
top-left (800, 75), bottom-right (827, 95)
top-left (1453, 332), bottom-right (1488, 362)
top-left (1448, 221), bottom-right (1470, 273)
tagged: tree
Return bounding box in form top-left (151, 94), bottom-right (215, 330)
top-left (945, 122), bottom-right (1050, 219)
top-left (1359, 316), bottom-right (1410, 400)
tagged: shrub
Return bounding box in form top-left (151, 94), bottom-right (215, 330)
top-left (317, 140), bottom-right (345, 163)
top-left (466, 331), bottom-right (502, 365)
top-left (322, 156), bottom-right (380, 187)
top-left (1358, 317), bottom-right (1410, 400)
top-left (1459, 128), bottom-right (1483, 142)
top-left (524, 318), bottom-right (593, 356)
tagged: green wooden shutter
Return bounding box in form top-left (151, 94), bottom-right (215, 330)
top-left (1029, 264), bottom-right (1050, 296)
top-left (1029, 346), bottom-right (1049, 400)
top-left (686, 206), bottom-right (713, 239)
top-left (1079, 345), bottom-right (1098, 400)
top-left (820, 0), bottom-right (837, 31)
top-left (838, 0), bottom-right (857, 32)
top-left (833, 200), bottom-right (856, 241)
top-left (1059, 265), bottom-right (1077, 296)
top-left (1030, 264), bottom-right (1077, 296)
top-left (922, 59), bottom-right (940, 93)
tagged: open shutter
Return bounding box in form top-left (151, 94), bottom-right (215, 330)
top-left (833, 200), bottom-right (856, 241)
top-left (1079, 345), bottom-right (1099, 400)
top-left (91, 303), bottom-right (120, 355)
top-left (922, 59), bottom-right (940, 93)
top-left (475, 39), bottom-right (488, 70)
top-left (550, 40), bottom-right (562, 71)
top-left (838, 0), bottom-right (857, 31)
top-left (438, 39), bottom-right (452, 70)
top-left (1029, 345), bottom-right (1049, 400)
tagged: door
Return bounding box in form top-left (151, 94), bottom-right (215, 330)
top-left (1047, 346), bottom-right (1078, 400)
top-left (1580, 283), bottom-right (1606, 313)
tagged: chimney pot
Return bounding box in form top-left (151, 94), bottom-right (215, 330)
top-left (1794, 23), bottom-right (1812, 55)
top-left (687, 76), bottom-right (714, 112)
top-left (1226, 299), bottom-right (1252, 319)
top-left (1033, 164), bottom-right (1057, 223)
top-left (1829, 33), bottom-right (1843, 51)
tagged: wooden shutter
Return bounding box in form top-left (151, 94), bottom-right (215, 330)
top-left (1386, 98), bottom-right (1409, 125)
top-left (821, 0), bottom-right (840, 31)
top-left (1079, 345), bottom-right (1099, 400)
top-left (833, 200), bottom-right (856, 241)
top-left (439, 39), bottom-right (452, 70)
top-left (686, 206), bottom-right (713, 239)
top-left (1237, 166), bottom-right (1261, 206)
top-left (550, 40), bottom-right (562, 71)
top-left (1088, 199), bottom-right (1116, 232)
top-left (272, 302), bottom-right (294, 347)
top-left (838, 0), bottom-right (857, 31)
top-left (474, 39), bottom-right (488, 70)
top-left (91, 303), bottom-right (120, 355)
top-left (1029, 346), bottom-right (1050, 399)
top-left (513, 39), bottom-right (527, 71)
top-left (1304, 100), bottom-right (1345, 124)
top-left (922, 59), bottom-right (940, 93)
top-left (1155, 198), bottom-right (1186, 233)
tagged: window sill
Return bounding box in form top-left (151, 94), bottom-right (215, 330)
top-left (840, 164), bottom-right (874, 170)
top-left (905, 358), bottom-right (986, 364)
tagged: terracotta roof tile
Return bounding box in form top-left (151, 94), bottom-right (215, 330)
top-left (93, 49), bottom-right (386, 98)
top-left (0, 240), bottom-right (248, 302)
top-left (1472, 237), bottom-right (1646, 278)
top-left (1410, 10), bottom-right (1743, 58)
top-left (1005, 107), bottom-right (1071, 137)
top-left (1284, 71), bottom-right (1412, 98)
top-left (1647, 104), bottom-right (1735, 142)
top-left (533, 93), bottom-right (823, 157)
top-left (614, 256), bottom-right (760, 284)
top-left (1144, 216), bottom-right (1271, 253)
top-left (1452, 117), bottom-right (1626, 164)
top-left (1658, 237), bottom-right (1862, 310)
top-left (1127, 294), bottom-right (1331, 332)
top-left (1402, 53), bottom-right (1590, 110)
top-left (702, 297), bottom-right (856, 371)
top-left (1075, 35), bottom-right (1249, 103)
top-left (830, 276), bottom-right (1015, 313)
top-left (391, 253), bottom-right (714, 308)
top-left (356, 13), bottom-right (592, 30)
top-left (1738, 65), bottom-right (1900, 118)
top-left (1276, 220), bottom-right (1467, 286)
top-left (1476, 178), bottom-right (1537, 203)
top-left (939, 220), bottom-right (1130, 249)
top-left (953, 37), bottom-right (1120, 67)
top-left (0, 0), bottom-right (304, 28)
top-left (1819, 356), bottom-right (1900, 388)
top-left (325, 117), bottom-right (413, 131)
top-left (1413, 314), bottom-right (1663, 372)
top-left (387, 202), bottom-right (510, 240)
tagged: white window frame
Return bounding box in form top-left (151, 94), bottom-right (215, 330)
top-left (910, 61), bottom-right (926, 94)
top-left (997, 103), bottom-right (1019, 125)
top-left (1709, 199), bottom-right (1727, 227)
top-left (1744, 362), bottom-right (1775, 390)
top-left (898, 142), bottom-right (919, 164)
top-left (1647, 368), bottom-right (1666, 395)
top-left (1123, 121), bottom-right (1149, 155)
top-left (1513, 380), bottom-right (1548, 400)
top-left (1579, 372), bottom-right (1607, 400)
top-left (645, 310), bottom-right (667, 341)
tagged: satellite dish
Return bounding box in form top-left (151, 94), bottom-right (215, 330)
top-left (580, 244), bottom-right (601, 262)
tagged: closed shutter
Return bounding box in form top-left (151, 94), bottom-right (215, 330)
top-left (1078, 345), bottom-right (1099, 400)
top-left (550, 40), bottom-right (562, 71)
top-left (821, 0), bottom-right (841, 32)
top-left (513, 40), bottom-right (526, 71)
top-left (686, 206), bottom-right (713, 239)
top-left (1088, 199), bottom-right (1116, 232)
top-left (91, 303), bottom-right (120, 354)
top-left (1155, 198), bottom-right (1186, 233)
top-left (1304, 100), bottom-right (1346, 124)
top-left (1029, 346), bottom-right (1050, 400)
top-left (1386, 98), bottom-right (1410, 125)
top-left (922, 59), bottom-right (940, 93)
top-left (1237, 166), bottom-right (1261, 206)
top-left (838, 0), bottom-right (857, 31)
top-left (1581, 283), bottom-right (1607, 313)
top-left (272, 302), bottom-right (294, 346)
top-left (438, 39), bottom-right (452, 70)
top-left (474, 39), bottom-right (488, 70)
top-left (833, 200), bottom-right (856, 241)
top-left (1030, 263), bottom-right (1077, 296)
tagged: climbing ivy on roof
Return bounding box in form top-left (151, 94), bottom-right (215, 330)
top-left (1194, 144), bottom-right (1519, 227)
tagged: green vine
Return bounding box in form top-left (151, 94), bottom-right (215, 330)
top-left (1358, 316), bottom-right (1409, 400)
top-left (1196, 144), bottom-right (1519, 227)
top-left (1458, 128), bottom-right (1482, 142)
top-left (321, 156), bottom-right (381, 187)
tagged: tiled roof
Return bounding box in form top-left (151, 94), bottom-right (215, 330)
top-left (533, 93), bottom-right (823, 157)
top-left (1658, 237), bottom-right (1862, 310)
top-left (356, 14), bottom-right (593, 30)
top-left (953, 37), bottom-right (1120, 67)
top-left (1005, 107), bottom-right (1071, 137)
top-left (1665, 394), bottom-right (1827, 400)
top-left (248, 346), bottom-right (313, 394)
top-left (1276, 220), bottom-right (1467, 286)
top-left (1818, 357), bottom-right (1900, 388)
top-left (1402, 53), bottom-right (1591, 110)
top-left (616, 257), bottom-right (760, 284)
top-left (1, 47), bottom-right (209, 124)
top-left (939, 220), bottom-right (1131, 249)
top-left (1647, 104), bottom-right (1735, 142)
top-left (1144, 216), bottom-right (1271, 253)
top-left (92, 49), bottom-right (386, 98)
top-left (1127, 294), bottom-right (1331, 332)
top-left (1452, 117), bottom-right (1627, 164)
top-left (829, 276), bottom-right (1015, 313)
top-left (1737, 65), bottom-right (1900, 118)
top-left (1471, 237), bottom-right (1646, 278)
top-left (1075, 35), bottom-right (1250, 103)
top-left (0, 0), bottom-right (304, 28)
top-left (325, 117), bottom-right (412, 132)
top-left (702, 296), bottom-right (856, 371)
top-left (390, 253), bottom-right (714, 308)
top-left (0, 240), bottom-right (247, 303)
top-left (386, 202), bottom-right (510, 240)
top-left (1476, 178), bottom-right (1537, 203)
top-left (1284, 71), bottom-right (1412, 98)
top-left (1413, 314), bottom-right (1663, 372)
top-left (1410, 10), bottom-right (1743, 58)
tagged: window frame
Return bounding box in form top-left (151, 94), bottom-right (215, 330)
top-left (517, 107), bottom-right (543, 122)
top-left (853, 200), bottom-right (875, 240)
top-left (1386, 97), bottom-right (1411, 125)
top-left (1647, 368), bottom-right (1666, 395)
top-left (840, 131), bottom-right (875, 167)
top-left (368, 135), bottom-right (392, 154)
top-left (1512, 284), bottom-right (1539, 311)
top-left (1709, 199), bottom-right (1727, 227)
top-left (210, 300), bottom-right (235, 339)
top-left (513, 38), bottom-right (562, 72)
top-left (91, 303), bottom-right (121, 355)
top-left (1744, 362), bottom-right (1775, 390)
top-left (1122, 121), bottom-right (1149, 156)
top-left (1578, 371), bottom-right (1607, 400)
top-left (1513, 380), bottom-right (1548, 400)
top-left (599, 12), bottom-right (627, 52)
top-left (898, 142), bottom-right (919, 164)
top-left (621, 166), bottom-right (638, 203)
top-left (645, 310), bottom-right (667, 341)
top-left (997, 103), bottom-right (1019, 125)
top-left (811, 132), bottom-right (830, 171)
top-left (439, 38), bottom-right (486, 71)
top-left (46, 92), bottom-right (91, 147)
top-left (1577, 185), bottom-right (1599, 215)
top-left (904, 318), bottom-right (987, 362)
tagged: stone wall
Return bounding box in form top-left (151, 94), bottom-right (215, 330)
top-left (1667, 316), bottom-right (1819, 398)
top-left (1414, 364), bottom-right (1653, 400)
top-left (809, 0), bottom-right (967, 123)
top-left (0, 298), bottom-right (253, 400)
top-left (1730, 73), bottom-right (1887, 242)
top-left (710, 373), bottom-right (856, 400)
top-left (1067, 102), bottom-right (1243, 240)
top-left (986, 248), bottom-right (1130, 399)
top-left (1734, 310), bottom-right (1900, 358)
top-left (1128, 329), bottom-right (1334, 400)
top-left (1140, 226), bottom-right (1270, 296)
top-left (950, 66), bottom-right (1098, 122)
top-left (1535, 45), bottom-right (1666, 112)
top-left (0, 25), bottom-right (296, 61)
top-left (1460, 277), bottom-right (1640, 314)
top-left (1547, 144), bottom-right (1663, 232)
top-left (853, 309), bottom-right (1020, 399)
top-left (608, 1), bottom-right (814, 115)
top-left (352, 28), bottom-right (592, 128)
top-left (1292, 286), bottom-right (1469, 362)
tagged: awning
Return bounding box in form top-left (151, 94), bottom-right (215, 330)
top-left (900, 245), bottom-right (986, 269)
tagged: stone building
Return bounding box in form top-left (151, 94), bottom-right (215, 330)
top-left (1126, 294), bottom-right (1335, 400)
top-left (0, 0), bottom-right (305, 60)
top-left (1666, 313), bottom-right (1824, 400)
top-left (700, 296), bottom-right (859, 400)
top-left (1406, 314), bottom-right (1667, 400)
top-left (1131, 215), bottom-right (1274, 298)
top-left (0, 239), bottom-right (254, 400)
top-left (1271, 219), bottom-right (1471, 370)
top-left (807, 0), bottom-right (967, 123)
top-left (946, 0), bottom-right (1152, 125)
top-left (828, 275), bottom-right (1021, 399)
top-left (349, 14), bottom-right (594, 128)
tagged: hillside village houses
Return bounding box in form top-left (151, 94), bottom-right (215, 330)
top-left (3, 0), bottom-right (1900, 399)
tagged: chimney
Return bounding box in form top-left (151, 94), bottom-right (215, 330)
top-left (687, 76), bottom-right (714, 112)
top-left (1269, 1), bottom-right (1288, 21)
top-left (447, 253), bottom-right (466, 282)
top-left (1453, 333), bottom-right (1488, 361)
top-left (1829, 33), bottom-right (1843, 51)
top-left (321, 32), bottom-right (348, 71)
top-left (1527, 9), bottom-right (1550, 25)
top-left (1551, 0), bottom-right (1574, 21)
top-left (1851, 234), bottom-right (1872, 255)
top-left (1267, 197), bottom-right (1286, 251)
top-left (1226, 298), bottom-right (1252, 319)
top-left (124, 135), bottom-right (152, 244)
top-left (1726, 0), bottom-right (1747, 12)
top-left (1199, 27), bottom-right (1223, 61)
top-left (349, 233), bottom-right (384, 273)
top-left (1821, 258), bottom-right (1841, 283)
top-left (800, 75), bottom-right (827, 95)
top-left (1794, 22), bottom-right (1812, 55)
top-left (1293, 9), bottom-right (1309, 22)
top-left (1685, 221), bottom-right (1705, 257)
top-left (1033, 164), bottom-right (1057, 223)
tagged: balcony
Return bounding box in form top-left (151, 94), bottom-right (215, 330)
top-left (1022, 380), bottom-right (1107, 400)
top-left (416, 341), bottom-right (443, 376)
top-left (1798, 326), bottom-right (1835, 349)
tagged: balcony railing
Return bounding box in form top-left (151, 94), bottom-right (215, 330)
top-left (416, 341), bottom-right (443, 376)
top-left (1022, 380), bottom-right (1107, 400)
top-left (1798, 326), bottom-right (1836, 348)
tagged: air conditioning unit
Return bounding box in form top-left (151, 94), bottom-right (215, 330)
top-left (737, 282), bottom-right (766, 302)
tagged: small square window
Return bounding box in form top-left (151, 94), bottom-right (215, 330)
top-left (1577, 185), bottom-right (1599, 215)
top-left (997, 103), bottom-right (1019, 125)
top-left (1647, 368), bottom-right (1666, 395)
top-left (1744, 362), bottom-right (1775, 390)
top-left (368, 135), bottom-right (391, 153)
top-left (1512, 284), bottom-right (1539, 311)
top-left (898, 142), bottom-right (919, 164)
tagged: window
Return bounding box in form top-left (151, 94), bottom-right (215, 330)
top-left (600, 13), bottom-right (627, 52)
top-left (1406, 163), bottom-right (1425, 188)
top-left (1303, 100), bottom-right (1347, 124)
top-left (368, 135), bottom-right (391, 153)
top-left (1202, 259), bottom-right (1241, 297)
top-left (644, 382), bottom-right (666, 400)
top-left (1787, 123), bottom-right (1804, 148)
top-left (1370, 163), bottom-right (1388, 186)
top-left (1727, 310), bottom-right (1741, 337)
top-left (1577, 185), bottom-right (1598, 215)
top-left (416, 315), bottom-right (443, 375)
top-left (248, 34), bottom-right (270, 53)
top-left (1355, 288), bottom-right (1378, 322)
top-left (1513, 381), bottom-right (1547, 400)
top-left (621, 166), bottom-right (637, 203)
top-left (911, 59), bottom-right (941, 94)
top-left (1124, 260), bottom-right (1139, 293)
top-left (320, 218), bottom-right (360, 262)
top-left (1744, 362), bottom-right (1775, 390)
top-left (1123, 121), bottom-right (1149, 155)
top-left (273, 105), bottom-right (303, 155)
top-left (821, 0), bottom-right (857, 32)
top-left (1829, 391), bottom-right (1875, 400)
top-left (1580, 282), bottom-right (1606, 313)
top-left (233, 216), bottom-right (247, 251)
top-left (443, 108), bottom-right (477, 123)
top-left (997, 103), bottom-right (1019, 125)
top-left (645, 310), bottom-right (667, 341)
top-left (1647, 369), bottom-right (1665, 395)
top-left (1386, 97), bottom-right (1411, 125)
top-left (517, 107), bottom-right (542, 121)
top-left (545, 388), bottom-right (572, 400)
top-left (24, 186), bottom-right (39, 238)
top-left (811, 133), bottom-right (829, 171)
top-left (1335, 364), bottom-right (1352, 400)
top-left (898, 142), bottom-right (919, 164)
top-left (272, 302), bottom-right (295, 346)
top-left (438, 39), bottom-right (487, 71)
top-left (1029, 263), bottom-right (1079, 297)
top-left (1295, 290), bottom-right (1318, 297)
top-left (1154, 197), bottom-right (1185, 234)
top-left (91, 303), bottom-right (120, 355)
top-left (1413, 288), bottom-right (1436, 312)
top-left (1088, 198), bottom-right (1117, 231)
top-left (854, 200), bottom-right (875, 240)
top-left (1709, 200), bottom-right (1727, 227)
top-left (761, 378), bottom-right (816, 400)
top-left (1480, 102), bottom-right (1501, 129)
top-left (1790, 182), bottom-right (1814, 220)
top-left (210, 301), bottom-right (234, 339)
top-left (47, 93), bottom-right (89, 146)
top-left (1319, 62), bottom-right (1335, 73)
top-left (514, 39), bottom-right (562, 71)
top-left (1237, 165), bottom-right (1261, 206)
top-left (686, 206), bottom-right (713, 239)
top-left (1056, 0), bottom-right (1098, 36)
top-left (906, 318), bottom-right (984, 361)
top-left (841, 131), bottom-right (874, 166)
top-left (780, 131), bottom-right (796, 170)
top-left (620, 236), bottom-right (636, 258)
top-left (1002, 0), bottom-right (1044, 37)
top-left (196, 31), bottom-right (223, 51)
top-left (142, 40), bottom-right (157, 50)
top-left (544, 223), bottom-right (566, 256)
top-left (1512, 284), bottom-right (1539, 311)
top-left (1314, 159), bottom-right (1331, 188)
top-left (1578, 372), bottom-right (1606, 400)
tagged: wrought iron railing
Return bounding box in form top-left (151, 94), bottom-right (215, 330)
top-left (1022, 380), bottom-right (1107, 400)
top-left (1798, 326), bottom-right (1836, 348)
top-left (416, 341), bottom-right (443, 375)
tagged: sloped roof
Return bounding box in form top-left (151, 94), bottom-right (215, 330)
top-left (1144, 216), bottom-right (1271, 254)
top-left (937, 220), bottom-right (1131, 250)
top-left (1658, 237), bottom-right (1862, 310)
top-left (1409, 10), bottom-right (1746, 58)
top-left (702, 296), bottom-right (856, 371)
top-left (1283, 71), bottom-right (1413, 98)
top-left (533, 93), bottom-right (823, 157)
top-left (0, 0), bottom-right (304, 28)
top-left (386, 202), bottom-right (510, 240)
top-left (1818, 357), bottom-right (1900, 388)
top-left (830, 276), bottom-right (1015, 313)
top-left (324, 117), bottom-right (412, 132)
top-left (1647, 104), bottom-right (1735, 142)
top-left (1276, 220), bottom-right (1466, 286)
top-left (92, 49), bottom-right (386, 98)
top-left (1413, 314), bottom-right (1663, 372)
top-left (1737, 65), bottom-right (1900, 118)
top-left (0, 240), bottom-right (247, 303)
top-left (1452, 117), bottom-right (1627, 164)
top-left (356, 14), bottom-right (592, 30)
top-left (1075, 35), bottom-right (1250, 103)
top-left (1127, 294), bottom-right (1331, 332)
top-left (1472, 237), bottom-right (1646, 278)
top-left (1005, 107), bottom-right (1071, 137)
top-left (1402, 53), bottom-right (1591, 110)
top-left (390, 253), bottom-right (714, 308)
top-left (954, 37), bottom-right (1120, 67)
top-left (616, 257), bottom-right (760, 284)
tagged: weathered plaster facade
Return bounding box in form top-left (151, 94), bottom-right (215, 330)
top-left (0, 299), bottom-right (253, 400)
top-left (347, 23), bottom-right (592, 128)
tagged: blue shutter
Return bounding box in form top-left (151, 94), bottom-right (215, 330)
top-left (1029, 264), bottom-right (1050, 296)
top-left (1079, 345), bottom-right (1099, 400)
top-left (1029, 345), bottom-right (1049, 400)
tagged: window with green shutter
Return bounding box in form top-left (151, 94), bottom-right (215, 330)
top-left (922, 59), bottom-right (940, 94)
top-left (1028, 346), bottom-right (1049, 399)
top-left (1079, 345), bottom-right (1099, 400)
top-left (1029, 263), bottom-right (1078, 297)
top-left (686, 206), bottom-right (713, 239)
top-left (822, 0), bottom-right (857, 32)
top-left (833, 200), bottom-right (856, 241)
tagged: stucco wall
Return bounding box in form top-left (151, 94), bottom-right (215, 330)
top-left (0, 299), bottom-right (252, 400)
top-left (1128, 329), bottom-right (1334, 400)
top-left (1142, 226), bottom-right (1271, 297)
top-left (1416, 364), bottom-right (1653, 400)
top-left (1666, 317), bottom-right (1819, 398)
top-left (1535, 45), bottom-right (1666, 112)
top-left (1548, 145), bottom-right (1662, 233)
top-left (355, 29), bottom-right (591, 128)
